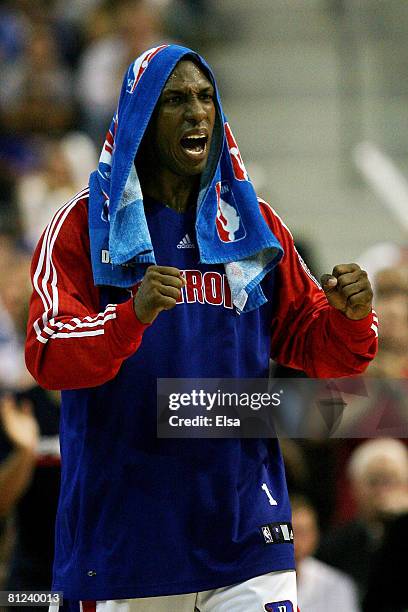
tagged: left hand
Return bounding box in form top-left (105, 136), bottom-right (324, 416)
top-left (321, 263), bottom-right (373, 320)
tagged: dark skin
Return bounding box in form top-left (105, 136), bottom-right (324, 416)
top-left (321, 264), bottom-right (373, 321)
top-left (134, 62), bottom-right (373, 324)
top-left (134, 60), bottom-right (215, 324)
top-left (137, 59), bottom-right (216, 213)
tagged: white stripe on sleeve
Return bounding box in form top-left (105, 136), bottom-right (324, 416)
top-left (32, 189), bottom-right (118, 344)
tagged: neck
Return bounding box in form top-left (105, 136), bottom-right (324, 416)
top-left (139, 165), bottom-right (200, 213)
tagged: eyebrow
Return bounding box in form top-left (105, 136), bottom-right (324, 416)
top-left (162, 84), bottom-right (214, 95)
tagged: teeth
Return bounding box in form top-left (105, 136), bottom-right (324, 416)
top-left (180, 134), bottom-right (207, 156)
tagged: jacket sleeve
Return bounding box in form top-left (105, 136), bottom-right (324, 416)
top-left (25, 193), bottom-right (149, 391)
top-left (259, 198), bottom-right (378, 377)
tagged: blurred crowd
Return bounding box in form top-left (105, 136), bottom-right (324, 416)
top-left (0, 0), bottom-right (219, 246)
top-left (0, 1), bottom-right (408, 611)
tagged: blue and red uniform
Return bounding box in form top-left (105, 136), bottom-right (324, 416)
top-left (25, 190), bottom-right (377, 600)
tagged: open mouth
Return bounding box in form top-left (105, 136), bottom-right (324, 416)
top-left (180, 134), bottom-right (208, 156)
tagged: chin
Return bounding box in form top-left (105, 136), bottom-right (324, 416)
top-left (189, 157), bottom-right (211, 175)
top-left (175, 164), bottom-right (206, 177)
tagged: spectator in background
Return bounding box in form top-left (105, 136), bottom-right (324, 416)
top-left (366, 266), bottom-right (408, 377)
top-left (0, 227), bottom-right (61, 593)
top-left (318, 438), bottom-right (408, 602)
top-left (16, 139), bottom-right (77, 250)
top-left (0, 249), bottom-right (33, 390)
top-left (0, 240), bottom-right (61, 592)
top-left (0, 23), bottom-right (75, 136)
top-left (0, 395), bottom-right (39, 520)
top-left (16, 132), bottom-right (97, 249)
top-left (0, 2), bottom-right (29, 65)
top-left (292, 495), bottom-right (360, 612)
top-left (164, 0), bottom-right (216, 46)
top-left (363, 511), bottom-right (408, 612)
top-left (53, 0), bottom-right (105, 28)
top-left (0, 172), bottom-right (19, 235)
top-left (0, 388), bottom-right (61, 596)
top-left (76, 0), bottom-right (168, 141)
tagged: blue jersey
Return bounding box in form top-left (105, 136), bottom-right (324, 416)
top-left (57, 198), bottom-right (292, 599)
top-left (26, 193), bottom-right (377, 600)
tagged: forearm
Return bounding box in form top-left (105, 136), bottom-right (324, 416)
top-left (26, 299), bottom-right (149, 390)
top-left (303, 307), bottom-right (378, 377)
top-left (273, 304), bottom-right (377, 378)
top-left (261, 202), bottom-right (378, 377)
top-left (0, 447), bottom-right (37, 517)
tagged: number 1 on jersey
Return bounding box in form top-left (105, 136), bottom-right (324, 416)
top-left (262, 482), bottom-right (278, 506)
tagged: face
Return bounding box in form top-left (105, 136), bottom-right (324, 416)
top-left (353, 456), bottom-right (408, 519)
top-left (292, 506), bottom-right (319, 564)
top-left (375, 293), bottom-right (408, 352)
top-left (145, 60), bottom-right (216, 177)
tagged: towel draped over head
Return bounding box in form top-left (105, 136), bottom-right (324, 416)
top-left (88, 44), bottom-right (284, 313)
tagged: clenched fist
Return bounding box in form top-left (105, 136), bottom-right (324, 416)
top-left (321, 263), bottom-right (373, 321)
top-left (133, 265), bottom-right (186, 324)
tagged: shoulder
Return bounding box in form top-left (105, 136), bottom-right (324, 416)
top-left (31, 188), bottom-right (90, 270)
top-left (51, 188), bottom-right (90, 236)
top-left (36, 188), bottom-right (89, 248)
top-left (258, 197), bottom-right (294, 243)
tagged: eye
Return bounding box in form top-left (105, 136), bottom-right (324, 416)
top-left (165, 95), bottom-right (182, 105)
top-left (200, 92), bottom-right (213, 101)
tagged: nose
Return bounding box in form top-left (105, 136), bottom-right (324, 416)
top-left (184, 96), bottom-right (207, 124)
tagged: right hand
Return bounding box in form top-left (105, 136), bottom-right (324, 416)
top-left (133, 265), bottom-right (186, 324)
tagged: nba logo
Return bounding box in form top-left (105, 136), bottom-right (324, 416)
top-left (261, 526), bottom-right (273, 544)
top-left (224, 122), bottom-right (249, 181)
top-left (264, 602), bottom-right (293, 612)
top-left (126, 45), bottom-right (168, 93)
top-left (215, 181), bottom-right (246, 243)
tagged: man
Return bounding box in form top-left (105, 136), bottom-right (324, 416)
top-left (291, 495), bottom-right (360, 612)
top-left (25, 45), bottom-right (377, 611)
top-left (318, 438), bottom-right (408, 602)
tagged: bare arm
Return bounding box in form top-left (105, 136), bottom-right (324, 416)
top-left (0, 395), bottom-right (39, 518)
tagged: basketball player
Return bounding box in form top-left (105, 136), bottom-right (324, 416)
top-left (25, 45), bottom-right (377, 612)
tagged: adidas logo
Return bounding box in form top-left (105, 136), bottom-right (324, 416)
top-left (177, 233), bottom-right (195, 249)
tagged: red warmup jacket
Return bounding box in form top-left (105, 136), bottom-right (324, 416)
top-left (25, 191), bottom-right (378, 390)
top-left (24, 191), bottom-right (379, 602)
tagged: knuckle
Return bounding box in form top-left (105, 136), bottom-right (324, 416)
top-left (150, 288), bottom-right (161, 302)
